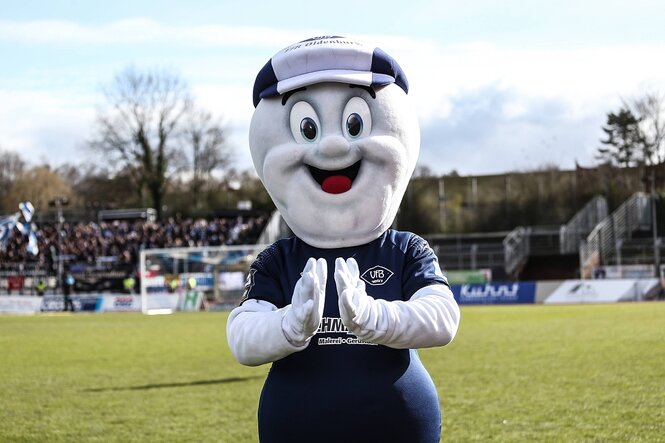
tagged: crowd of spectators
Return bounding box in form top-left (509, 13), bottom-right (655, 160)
top-left (0, 214), bottom-right (268, 274)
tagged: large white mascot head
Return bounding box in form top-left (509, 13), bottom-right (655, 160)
top-left (249, 36), bottom-right (420, 249)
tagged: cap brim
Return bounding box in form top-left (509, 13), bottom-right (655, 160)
top-left (277, 70), bottom-right (372, 94)
top-left (260, 70), bottom-right (397, 101)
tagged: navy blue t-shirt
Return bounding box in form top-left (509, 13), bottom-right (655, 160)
top-left (242, 230), bottom-right (449, 443)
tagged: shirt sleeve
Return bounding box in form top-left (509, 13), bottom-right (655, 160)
top-left (240, 242), bottom-right (288, 308)
top-left (402, 234), bottom-right (449, 300)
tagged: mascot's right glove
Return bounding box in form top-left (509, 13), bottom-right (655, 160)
top-left (226, 257), bottom-right (327, 366)
top-left (281, 257), bottom-right (327, 347)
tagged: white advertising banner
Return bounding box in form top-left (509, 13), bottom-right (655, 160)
top-left (96, 294), bottom-right (142, 312)
top-left (99, 294), bottom-right (182, 312)
top-left (219, 272), bottom-right (245, 291)
top-left (0, 295), bottom-right (43, 314)
top-left (145, 294), bottom-right (180, 311)
top-left (178, 291), bottom-right (203, 311)
top-left (544, 279), bottom-right (657, 304)
top-left (635, 278), bottom-right (660, 299)
top-left (138, 292), bottom-right (201, 313)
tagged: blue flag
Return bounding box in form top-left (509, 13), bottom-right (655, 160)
top-left (1, 201), bottom-right (39, 255)
top-left (27, 230), bottom-right (39, 256)
top-left (19, 201), bottom-right (34, 223)
top-left (17, 201), bottom-right (39, 256)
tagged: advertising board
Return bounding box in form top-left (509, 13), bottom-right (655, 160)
top-left (0, 295), bottom-right (43, 314)
top-left (544, 279), bottom-right (658, 304)
top-left (96, 294), bottom-right (142, 312)
top-left (178, 291), bottom-right (203, 311)
top-left (40, 294), bottom-right (99, 312)
top-left (445, 269), bottom-right (492, 285)
top-left (450, 282), bottom-right (536, 305)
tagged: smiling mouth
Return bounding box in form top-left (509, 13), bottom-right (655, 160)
top-left (308, 161), bottom-right (362, 194)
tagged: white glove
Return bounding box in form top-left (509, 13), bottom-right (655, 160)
top-left (281, 257), bottom-right (327, 347)
top-left (227, 299), bottom-right (299, 366)
top-left (334, 257), bottom-right (387, 342)
top-left (227, 257), bottom-right (327, 366)
top-left (335, 257), bottom-right (460, 348)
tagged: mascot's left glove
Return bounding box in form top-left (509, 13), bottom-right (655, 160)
top-left (335, 257), bottom-right (460, 348)
top-left (226, 258), bottom-right (327, 366)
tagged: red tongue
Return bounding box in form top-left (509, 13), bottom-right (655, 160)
top-left (321, 175), bottom-right (352, 194)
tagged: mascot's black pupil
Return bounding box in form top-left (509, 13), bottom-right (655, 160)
top-left (300, 118), bottom-right (317, 141)
top-left (347, 113), bottom-right (363, 137)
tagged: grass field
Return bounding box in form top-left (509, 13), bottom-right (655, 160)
top-left (1, 303), bottom-right (664, 442)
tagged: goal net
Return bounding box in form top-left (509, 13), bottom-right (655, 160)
top-left (139, 244), bottom-right (267, 314)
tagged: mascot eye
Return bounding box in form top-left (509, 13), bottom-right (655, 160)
top-left (290, 101), bottom-right (320, 143)
top-left (300, 118), bottom-right (318, 141)
top-left (342, 97), bottom-right (372, 139)
top-left (346, 114), bottom-right (363, 138)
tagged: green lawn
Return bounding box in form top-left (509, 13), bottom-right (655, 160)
top-left (0, 303), bottom-right (663, 442)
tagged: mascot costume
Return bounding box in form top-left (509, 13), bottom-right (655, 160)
top-left (227, 35), bottom-right (461, 443)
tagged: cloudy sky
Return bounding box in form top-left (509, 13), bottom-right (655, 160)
top-left (1, 0), bottom-right (665, 176)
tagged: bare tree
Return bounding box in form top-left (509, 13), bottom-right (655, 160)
top-left (630, 91), bottom-right (665, 165)
top-left (89, 66), bottom-right (194, 218)
top-left (183, 109), bottom-right (232, 210)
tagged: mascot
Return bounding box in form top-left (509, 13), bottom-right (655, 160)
top-left (227, 35), bottom-right (461, 443)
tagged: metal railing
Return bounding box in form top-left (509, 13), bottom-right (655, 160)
top-left (559, 196), bottom-right (608, 254)
top-left (608, 238), bottom-right (662, 266)
top-left (528, 225), bottom-right (562, 256)
top-left (579, 192), bottom-right (651, 272)
top-left (434, 243), bottom-right (506, 270)
top-left (426, 232), bottom-right (509, 271)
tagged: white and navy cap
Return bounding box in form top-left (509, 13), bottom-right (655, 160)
top-left (252, 35), bottom-right (409, 107)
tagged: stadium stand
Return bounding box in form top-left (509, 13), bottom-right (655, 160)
top-left (254, 193), bottom-right (662, 282)
top-left (576, 192), bottom-right (665, 278)
top-left (0, 213), bottom-right (268, 293)
top-left (425, 231), bottom-right (509, 280)
top-left (421, 194), bottom-right (660, 281)
top-left (2, 191), bottom-right (664, 293)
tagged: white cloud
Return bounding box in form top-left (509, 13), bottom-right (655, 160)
top-left (417, 85), bottom-right (607, 175)
top-left (0, 19), bottom-right (309, 48)
top-left (376, 39), bottom-right (665, 174)
top-left (2, 20), bottom-right (665, 175)
top-left (0, 89), bottom-right (96, 165)
top-left (392, 42), bottom-right (665, 123)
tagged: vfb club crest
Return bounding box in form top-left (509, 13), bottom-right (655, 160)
top-left (361, 265), bottom-right (394, 286)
